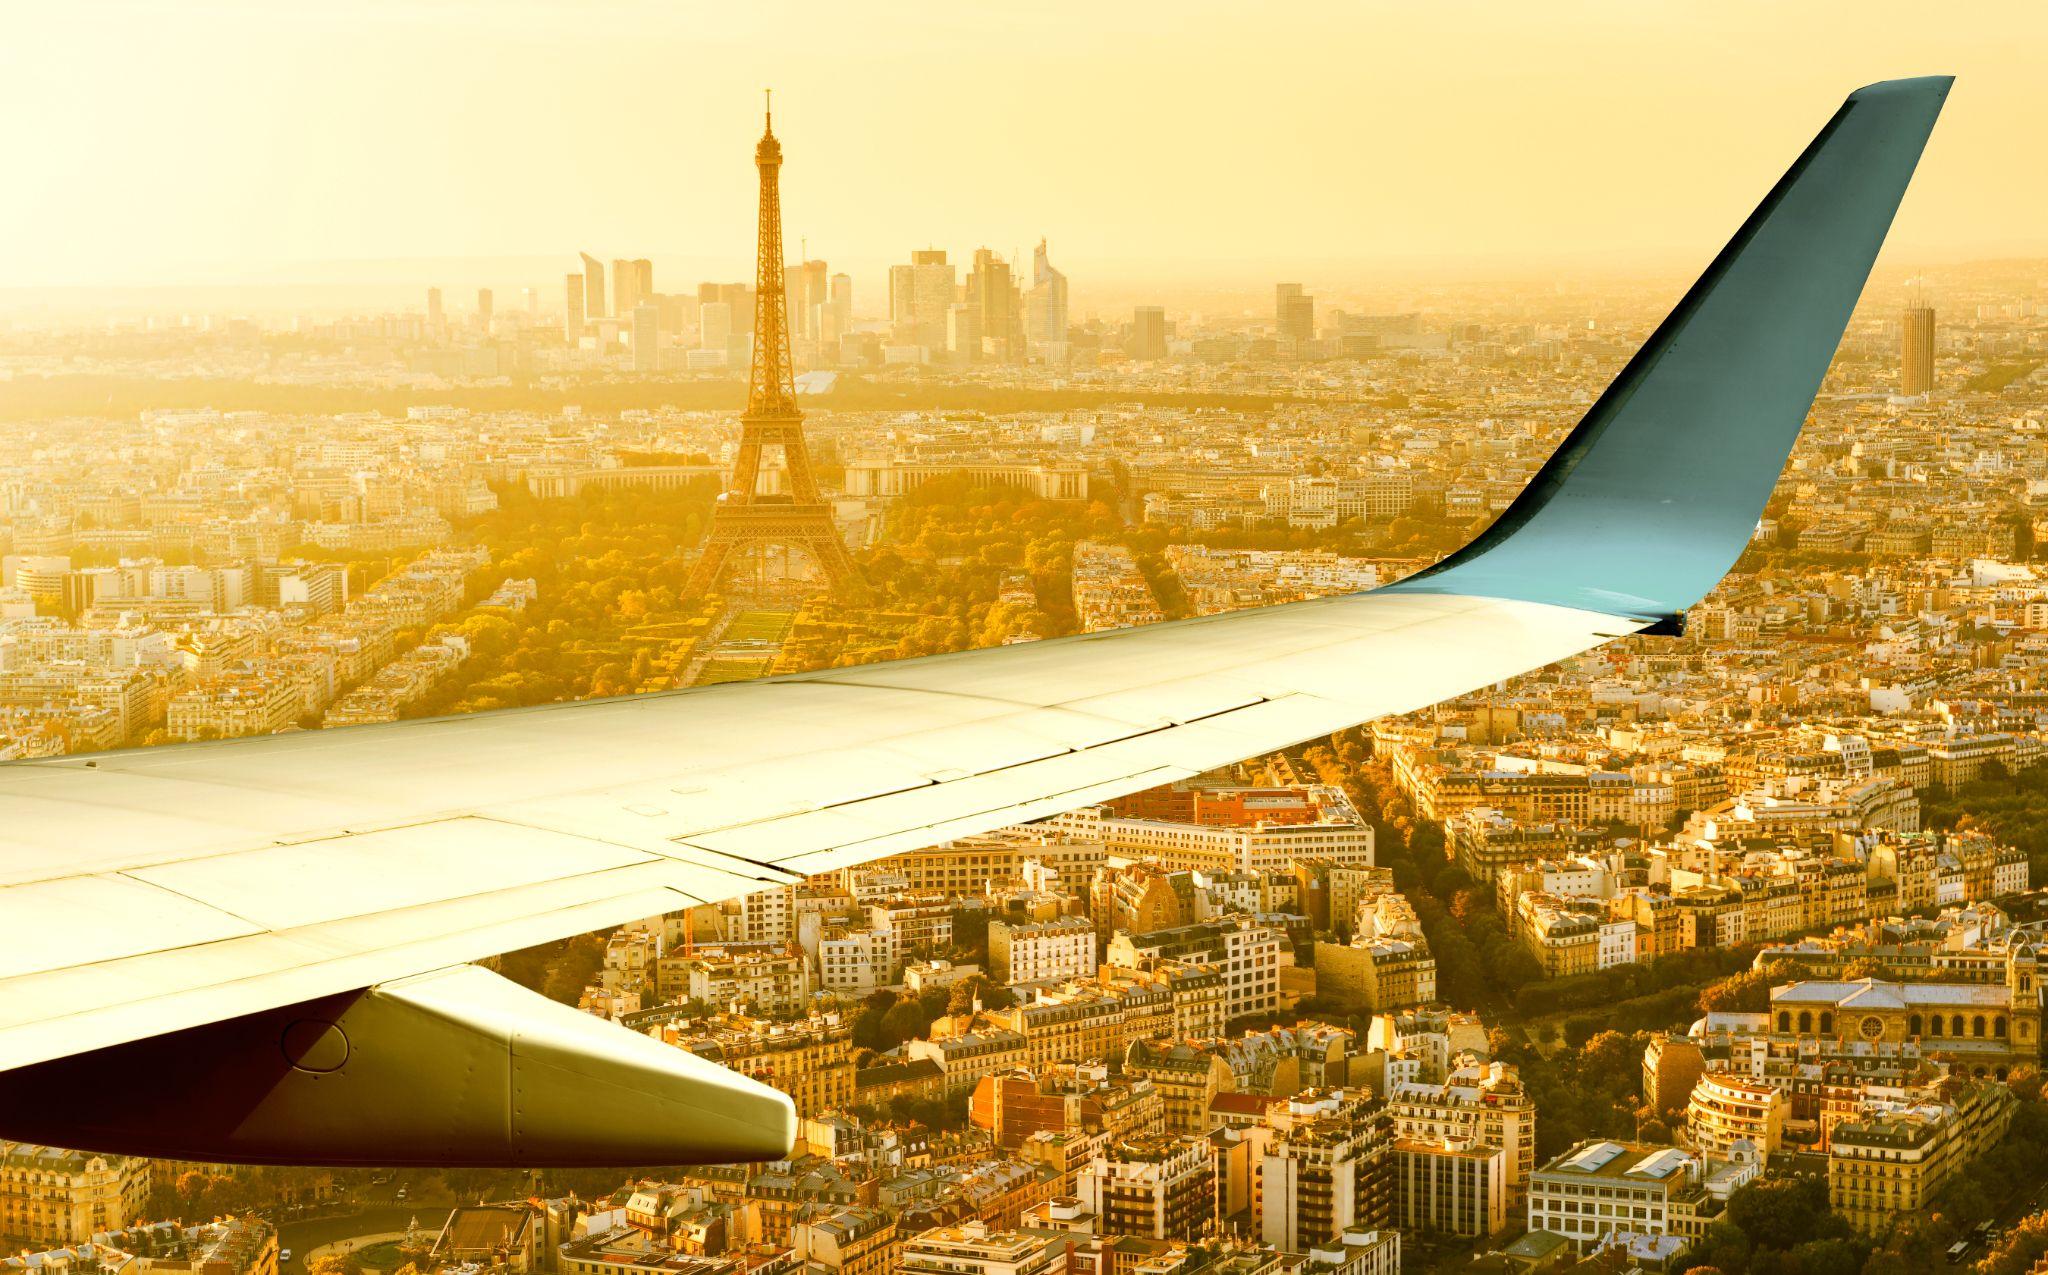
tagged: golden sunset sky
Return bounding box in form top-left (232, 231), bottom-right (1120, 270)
top-left (4, 1), bottom-right (2043, 300)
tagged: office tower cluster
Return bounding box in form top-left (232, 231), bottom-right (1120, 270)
top-left (886, 239), bottom-right (1071, 365)
top-left (411, 286), bottom-right (499, 349)
top-left (560, 251), bottom-right (852, 373)
top-left (564, 254), bottom-right (676, 368)
top-left (784, 255), bottom-right (853, 352)
top-left (1114, 279), bottom-right (1323, 368)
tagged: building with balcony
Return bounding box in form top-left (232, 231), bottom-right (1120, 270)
top-left (0, 1144), bottom-right (150, 1250)
top-left (991, 916), bottom-right (1098, 986)
top-left (1386, 1061), bottom-right (1537, 1201)
top-left (1685, 1072), bottom-right (1787, 1161)
top-left (1258, 1089), bottom-right (1392, 1253)
top-left (1391, 1137), bottom-right (1507, 1237)
top-left (1076, 1132), bottom-right (1217, 1241)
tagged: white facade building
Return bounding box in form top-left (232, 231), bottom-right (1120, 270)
top-left (990, 916), bottom-right (1097, 985)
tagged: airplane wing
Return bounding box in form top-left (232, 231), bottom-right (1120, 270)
top-left (0, 76), bottom-right (1949, 1166)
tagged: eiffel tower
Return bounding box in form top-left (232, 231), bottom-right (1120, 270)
top-left (687, 95), bottom-right (867, 601)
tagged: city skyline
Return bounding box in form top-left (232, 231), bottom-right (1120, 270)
top-left (5, 2), bottom-right (2047, 301)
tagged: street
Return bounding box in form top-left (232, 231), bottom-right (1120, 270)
top-left (278, 1204), bottom-right (452, 1274)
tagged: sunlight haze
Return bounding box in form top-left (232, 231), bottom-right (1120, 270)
top-left (4, 0), bottom-right (2043, 307)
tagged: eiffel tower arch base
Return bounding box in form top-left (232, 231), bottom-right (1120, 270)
top-left (686, 501), bottom-right (867, 602)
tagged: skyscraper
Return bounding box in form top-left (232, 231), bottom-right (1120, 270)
top-left (966, 248), bottom-right (1022, 362)
top-left (425, 287), bottom-right (444, 330)
top-left (1026, 239), bottom-right (1069, 350)
top-left (476, 288), bottom-right (494, 329)
top-left (947, 302), bottom-right (982, 360)
top-left (786, 258), bottom-right (828, 343)
top-left (1130, 306), bottom-right (1168, 360)
top-left (699, 300), bottom-right (733, 352)
top-left (717, 281), bottom-right (756, 336)
top-left (580, 252), bottom-right (607, 321)
top-left (889, 250), bottom-right (956, 353)
top-left (888, 264), bottom-right (917, 338)
top-left (564, 273), bottom-right (585, 342)
top-left (1902, 303), bottom-right (1936, 395)
top-left (613, 258), bottom-right (652, 317)
top-left (1276, 282), bottom-right (1314, 343)
top-left (826, 272), bottom-right (852, 344)
top-left (632, 302), bottom-right (660, 372)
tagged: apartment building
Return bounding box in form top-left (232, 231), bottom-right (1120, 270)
top-left (1686, 1072), bottom-right (1788, 1161)
top-left (1391, 1137), bottom-right (1507, 1237)
top-left (1076, 1132), bottom-right (1218, 1240)
top-left (852, 831), bottom-right (1108, 898)
top-left (26, 1217), bottom-right (280, 1275)
top-left (1107, 919), bottom-right (1282, 1020)
top-left (986, 988), bottom-right (1128, 1074)
top-left (1047, 805), bottom-right (1373, 874)
top-left (1316, 936), bottom-right (1438, 1012)
top-left (867, 894), bottom-right (955, 958)
top-left (662, 945), bottom-right (814, 1016)
top-left (1828, 1081), bottom-right (2016, 1235)
top-left (659, 1014), bottom-right (855, 1120)
top-left (1451, 809), bottom-right (1601, 883)
top-left (1641, 1035), bottom-right (1706, 1119)
top-left (814, 925), bottom-right (898, 996)
top-left (1366, 1008), bottom-right (1491, 1086)
top-left (726, 884), bottom-right (795, 945)
top-left (1386, 1062), bottom-right (1537, 1200)
top-left (1125, 1040), bottom-right (1237, 1136)
top-left (790, 1207), bottom-right (897, 1275)
top-left (1259, 1089), bottom-right (1392, 1253)
top-left (911, 1028), bottom-right (1031, 1097)
top-left (970, 1065), bottom-right (1165, 1151)
top-left (1515, 896), bottom-right (1602, 977)
top-left (0, 1144), bottom-right (150, 1249)
top-left (1099, 960), bottom-right (1228, 1041)
top-left (991, 916), bottom-right (1098, 985)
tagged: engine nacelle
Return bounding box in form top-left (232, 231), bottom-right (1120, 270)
top-left (0, 964), bottom-right (796, 1166)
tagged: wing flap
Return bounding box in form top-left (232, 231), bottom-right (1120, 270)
top-left (0, 864), bottom-right (715, 1071)
top-left (126, 818), bottom-right (663, 932)
top-left (0, 875), bottom-right (263, 980)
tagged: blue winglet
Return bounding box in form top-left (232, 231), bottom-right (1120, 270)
top-left (1386, 77), bottom-right (1952, 625)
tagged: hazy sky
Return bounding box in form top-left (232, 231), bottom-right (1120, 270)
top-left (5, 1), bottom-right (2044, 301)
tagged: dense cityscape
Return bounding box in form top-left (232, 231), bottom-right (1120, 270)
top-left (6, 84), bottom-right (2048, 1275)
